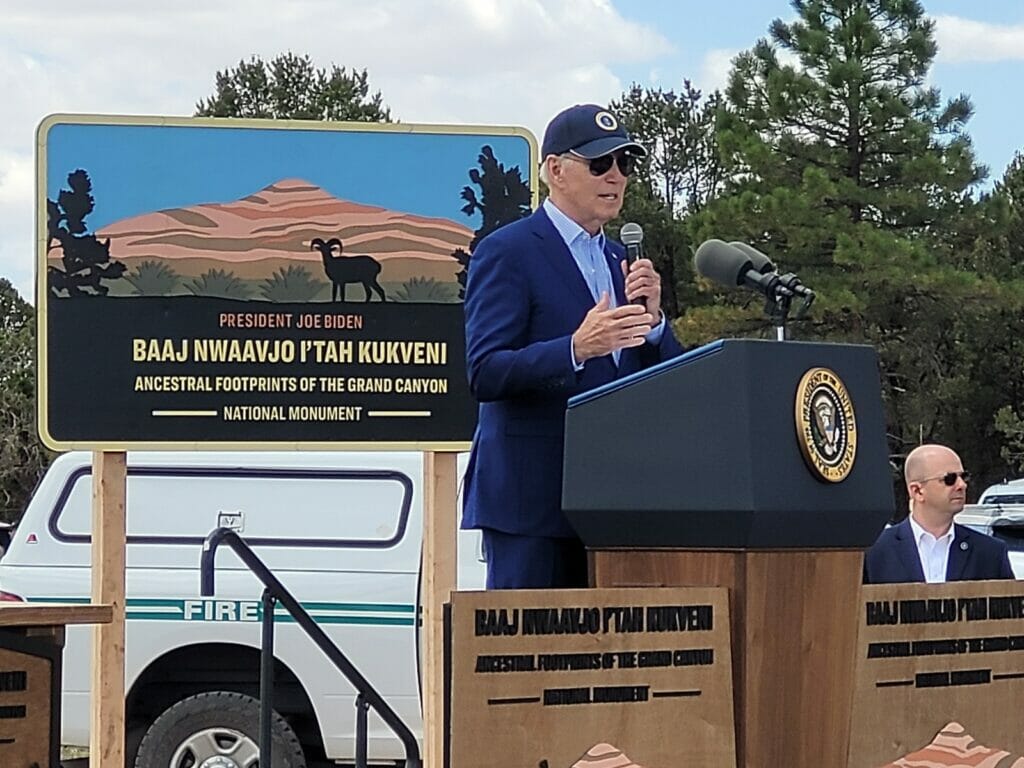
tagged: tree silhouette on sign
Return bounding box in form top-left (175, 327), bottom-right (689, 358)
top-left (451, 145), bottom-right (531, 298)
top-left (46, 170), bottom-right (126, 297)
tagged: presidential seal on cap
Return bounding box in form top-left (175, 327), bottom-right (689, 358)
top-left (541, 104), bottom-right (647, 159)
top-left (795, 367), bottom-right (857, 482)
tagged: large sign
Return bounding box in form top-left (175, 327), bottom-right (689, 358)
top-left (849, 581), bottom-right (1024, 767)
top-left (37, 115), bottom-right (535, 449)
top-left (448, 588), bottom-right (736, 768)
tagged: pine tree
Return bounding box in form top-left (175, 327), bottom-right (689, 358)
top-left (196, 53), bottom-right (392, 122)
top-left (0, 279), bottom-right (52, 521)
top-left (687, 0), bottom-right (1017, 486)
top-left (611, 82), bottom-right (724, 317)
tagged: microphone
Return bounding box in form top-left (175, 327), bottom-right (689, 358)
top-left (728, 242), bottom-right (813, 298)
top-left (694, 240), bottom-right (814, 301)
top-left (693, 239), bottom-right (786, 295)
top-left (619, 223), bottom-right (646, 305)
top-left (728, 241), bottom-right (775, 274)
top-left (620, 222), bottom-right (643, 266)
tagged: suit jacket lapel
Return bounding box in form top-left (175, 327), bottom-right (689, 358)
top-left (530, 208), bottom-right (594, 308)
top-left (946, 524), bottom-right (970, 581)
top-left (894, 519), bottom-right (926, 582)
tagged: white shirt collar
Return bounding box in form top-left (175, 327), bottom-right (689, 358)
top-left (907, 513), bottom-right (954, 545)
top-left (543, 198), bottom-right (605, 248)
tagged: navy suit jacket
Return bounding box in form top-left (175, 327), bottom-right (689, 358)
top-left (462, 207), bottom-right (684, 538)
top-left (863, 518), bottom-right (1014, 584)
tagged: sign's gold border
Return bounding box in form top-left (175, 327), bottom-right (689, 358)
top-left (36, 114), bottom-right (539, 452)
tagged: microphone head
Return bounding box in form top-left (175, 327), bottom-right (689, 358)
top-left (729, 242), bottom-right (775, 274)
top-left (620, 222), bottom-right (644, 245)
top-left (693, 239), bottom-right (752, 288)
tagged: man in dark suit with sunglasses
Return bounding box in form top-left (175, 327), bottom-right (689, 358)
top-left (462, 103), bottom-right (683, 589)
top-left (864, 443), bottom-right (1014, 583)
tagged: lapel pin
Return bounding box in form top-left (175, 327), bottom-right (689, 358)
top-left (960, 541), bottom-right (968, 551)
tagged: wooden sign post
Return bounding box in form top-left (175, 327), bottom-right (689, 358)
top-left (90, 451), bottom-right (127, 768)
top-left (422, 451), bottom-right (457, 768)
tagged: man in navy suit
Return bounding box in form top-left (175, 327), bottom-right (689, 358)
top-left (864, 444), bottom-right (1014, 583)
top-left (462, 104), bottom-right (684, 589)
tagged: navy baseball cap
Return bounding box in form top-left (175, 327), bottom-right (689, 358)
top-left (541, 104), bottom-right (647, 159)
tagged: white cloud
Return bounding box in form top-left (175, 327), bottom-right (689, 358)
top-left (0, 151), bottom-right (35, 301)
top-left (700, 49), bottom-right (740, 94)
top-left (933, 15), bottom-right (1024, 64)
top-left (0, 0), bottom-right (672, 301)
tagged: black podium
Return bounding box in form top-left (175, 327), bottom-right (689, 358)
top-left (562, 339), bottom-right (895, 768)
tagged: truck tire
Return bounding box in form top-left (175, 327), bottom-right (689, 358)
top-left (133, 690), bottom-right (306, 768)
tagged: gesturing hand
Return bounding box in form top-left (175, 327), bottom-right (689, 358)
top-left (572, 293), bottom-right (654, 364)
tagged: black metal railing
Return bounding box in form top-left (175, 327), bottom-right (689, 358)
top-left (200, 527), bottom-right (422, 768)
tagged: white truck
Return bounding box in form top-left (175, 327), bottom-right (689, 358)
top-left (0, 450), bottom-right (484, 767)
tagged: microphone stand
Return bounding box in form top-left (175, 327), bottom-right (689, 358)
top-left (763, 275), bottom-right (814, 341)
top-left (766, 292), bottom-right (791, 341)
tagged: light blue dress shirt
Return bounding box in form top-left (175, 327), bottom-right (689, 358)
top-left (542, 198), bottom-right (664, 369)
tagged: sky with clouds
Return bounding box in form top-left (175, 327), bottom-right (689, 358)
top-left (3, 0), bottom-right (1022, 301)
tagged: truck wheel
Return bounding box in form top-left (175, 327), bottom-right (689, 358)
top-left (133, 691), bottom-right (306, 768)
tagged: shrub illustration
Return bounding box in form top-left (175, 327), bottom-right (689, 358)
top-left (124, 260), bottom-right (181, 296)
top-left (391, 277), bottom-right (459, 303)
top-left (185, 269), bottom-right (250, 299)
top-left (260, 265), bottom-right (326, 302)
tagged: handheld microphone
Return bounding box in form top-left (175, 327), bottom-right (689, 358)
top-left (620, 222), bottom-right (644, 266)
top-left (619, 223), bottom-right (646, 306)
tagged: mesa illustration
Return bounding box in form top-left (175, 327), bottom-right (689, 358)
top-left (45, 146), bottom-right (528, 304)
top-left (877, 722), bottom-right (1023, 767)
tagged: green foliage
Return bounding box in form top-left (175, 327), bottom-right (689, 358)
top-left (391, 277), bottom-right (459, 303)
top-left (713, 1), bottom-right (984, 242)
top-left (452, 145), bottom-right (532, 297)
top-left (0, 280), bottom-right (53, 522)
top-left (682, 0), bottom-right (1024, 491)
top-left (195, 53), bottom-right (392, 122)
top-left (610, 83), bottom-right (725, 318)
top-left (185, 269), bottom-right (251, 299)
top-left (957, 153), bottom-right (1024, 280)
top-left (612, 81), bottom-right (724, 215)
top-left (260, 265), bottom-right (325, 302)
top-left (124, 260), bottom-right (181, 296)
top-left (995, 405), bottom-right (1024, 476)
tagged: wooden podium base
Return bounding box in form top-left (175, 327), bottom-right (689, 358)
top-left (592, 549), bottom-right (862, 768)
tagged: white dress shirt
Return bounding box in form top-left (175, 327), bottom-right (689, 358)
top-left (542, 198), bottom-right (665, 369)
top-left (908, 514), bottom-right (955, 583)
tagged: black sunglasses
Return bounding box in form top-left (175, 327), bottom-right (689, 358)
top-left (918, 471), bottom-right (971, 486)
top-left (567, 150), bottom-right (638, 177)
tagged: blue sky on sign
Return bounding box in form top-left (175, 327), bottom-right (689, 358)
top-left (2, 0), bottom-right (1022, 298)
top-left (45, 123), bottom-right (532, 229)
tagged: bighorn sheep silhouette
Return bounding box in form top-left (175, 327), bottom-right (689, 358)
top-left (310, 237), bottom-right (386, 302)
